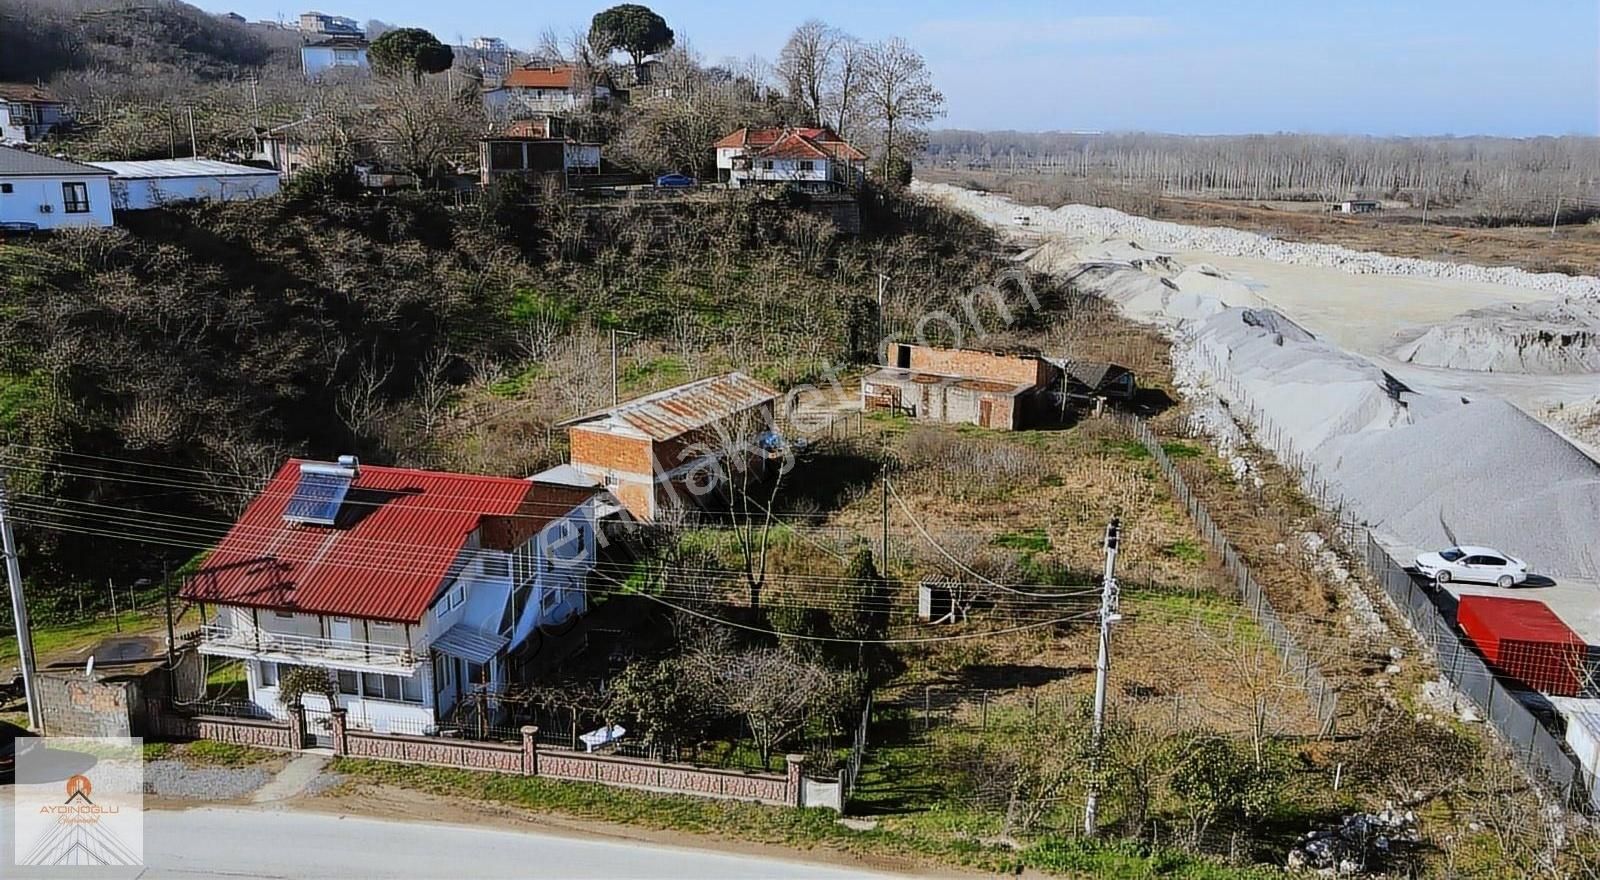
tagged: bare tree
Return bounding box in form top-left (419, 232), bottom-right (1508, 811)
top-left (776, 20), bottom-right (838, 127)
top-left (336, 355), bottom-right (394, 440)
top-left (860, 38), bottom-right (944, 177)
top-left (826, 34), bottom-right (865, 140)
top-left (686, 644), bottom-right (844, 770)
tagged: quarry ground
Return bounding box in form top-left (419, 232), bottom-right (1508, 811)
top-left (913, 179), bottom-right (1600, 634)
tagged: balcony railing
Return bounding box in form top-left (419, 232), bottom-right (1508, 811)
top-left (196, 624), bottom-right (416, 670)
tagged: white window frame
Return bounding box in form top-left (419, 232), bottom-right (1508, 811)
top-left (274, 610), bottom-right (294, 620)
top-left (258, 660), bottom-right (279, 688)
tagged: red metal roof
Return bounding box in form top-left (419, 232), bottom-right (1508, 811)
top-left (182, 461), bottom-right (596, 623)
top-left (1457, 595), bottom-right (1586, 695)
top-left (504, 66), bottom-right (576, 89)
top-left (715, 127), bottom-right (863, 162)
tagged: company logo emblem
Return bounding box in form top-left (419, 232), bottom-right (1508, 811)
top-left (14, 737), bottom-right (144, 867)
top-left (65, 774), bottom-right (93, 804)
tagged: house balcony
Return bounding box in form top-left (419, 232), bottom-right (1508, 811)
top-left (195, 624), bottom-right (420, 675)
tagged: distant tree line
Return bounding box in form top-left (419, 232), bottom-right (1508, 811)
top-left (926, 130), bottom-right (1600, 224)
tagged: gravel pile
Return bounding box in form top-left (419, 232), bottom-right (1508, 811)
top-left (1184, 307), bottom-right (1600, 579)
top-left (1396, 297), bottom-right (1600, 373)
top-left (144, 760), bottom-right (271, 800)
top-left (919, 182), bottom-right (1600, 298)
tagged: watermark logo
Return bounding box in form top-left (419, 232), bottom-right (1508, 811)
top-left (14, 736), bottom-right (144, 868)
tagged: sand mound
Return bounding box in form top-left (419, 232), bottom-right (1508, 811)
top-left (1318, 400), bottom-right (1600, 578)
top-left (1187, 307), bottom-right (1600, 579)
top-left (1395, 298), bottom-right (1600, 374)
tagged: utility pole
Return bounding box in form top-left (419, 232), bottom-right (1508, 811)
top-left (876, 273), bottom-right (890, 356)
top-left (609, 329), bottom-right (637, 407)
top-left (880, 473), bottom-right (890, 565)
top-left (1083, 516), bottom-right (1122, 835)
top-left (1552, 196), bottom-right (1564, 238)
top-left (161, 560), bottom-right (176, 676)
top-left (186, 106), bottom-right (198, 158)
top-left (0, 466), bottom-right (41, 730)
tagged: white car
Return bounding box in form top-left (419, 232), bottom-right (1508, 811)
top-left (1415, 545), bottom-right (1528, 588)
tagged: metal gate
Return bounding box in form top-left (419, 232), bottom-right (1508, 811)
top-left (302, 707), bottom-right (334, 748)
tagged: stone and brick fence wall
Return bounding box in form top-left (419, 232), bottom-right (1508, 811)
top-left (152, 703), bottom-right (841, 811)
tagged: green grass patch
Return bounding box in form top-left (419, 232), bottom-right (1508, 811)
top-left (1160, 441), bottom-right (1204, 460)
top-left (0, 610), bottom-right (163, 666)
top-left (506, 287), bottom-right (577, 326)
top-left (1022, 837), bottom-right (1279, 879)
top-left (0, 371), bottom-right (49, 433)
top-left (1162, 539), bottom-right (1206, 564)
top-left (621, 355), bottom-right (688, 391)
top-left (1100, 438), bottom-right (1151, 460)
top-left (487, 364), bottom-right (546, 399)
top-left (991, 529), bottom-right (1052, 553)
top-left (180, 740), bottom-right (280, 767)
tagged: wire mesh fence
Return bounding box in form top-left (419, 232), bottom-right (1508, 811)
top-left (1121, 414), bottom-right (1340, 733)
top-left (1360, 535), bottom-right (1593, 810)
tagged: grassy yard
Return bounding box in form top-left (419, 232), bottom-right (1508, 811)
top-left (0, 609), bottom-right (174, 668)
top-left (143, 740), bottom-right (280, 767)
top-left (329, 758), bottom-right (1279, 879)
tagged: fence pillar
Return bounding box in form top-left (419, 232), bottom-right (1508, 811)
top-left (329, 707), bottom-right (348, 756)
top-left (786, 754), bottom-right (806, 807)
top-left (521, 725), bottom-right (539, 777)
top-left (286, 704), bottom-right (306, 752)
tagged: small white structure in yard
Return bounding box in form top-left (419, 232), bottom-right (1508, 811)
top-left (1557, 698), bottom-right (1600, 812)
top-left (1335, 199), bottom-right (1381, 214)
top-left (0, 145), bottom-right (113, 230)
top-left (86, 158), bottom-right (281, 211)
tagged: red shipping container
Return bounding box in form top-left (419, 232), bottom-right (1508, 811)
top-left (1457, 595), bottom-right (1587, 696)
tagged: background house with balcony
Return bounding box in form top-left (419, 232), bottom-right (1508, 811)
top-left (482, 65), bottom-right (613, 118)
top-left (0, 84), bottom-right (70, 144)
top-left (555, 372), bottom-right (780, 522)
top-left (715, 127), bottom-right (867, 191)
top-left (182, 456), bottom-right (600, 736)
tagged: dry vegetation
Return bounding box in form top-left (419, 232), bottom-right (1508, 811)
top-left (921, 166), bottom-right (1600, 277)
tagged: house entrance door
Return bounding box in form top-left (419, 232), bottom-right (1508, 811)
top-left (979, 399), bottom-right (993, 428)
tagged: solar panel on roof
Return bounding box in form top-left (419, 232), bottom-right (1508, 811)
top-left (282, 461), bottom-right (357, 526)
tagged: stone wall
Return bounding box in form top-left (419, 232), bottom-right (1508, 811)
top-left (344, 730), bottom-right (525, 774)
top-left (38, 672), bottom-right (134, 737)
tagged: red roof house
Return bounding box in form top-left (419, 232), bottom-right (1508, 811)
top-left (714, 127), bottom-right (867, 190)
top-left (184, 457), bottom-right (604, 732)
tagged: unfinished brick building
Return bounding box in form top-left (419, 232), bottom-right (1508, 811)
top-left (561, 372), bottom-right (780, 521)
top-left (861, 344), bottom-right (1061, 430)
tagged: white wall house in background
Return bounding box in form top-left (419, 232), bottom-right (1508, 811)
top-left (0, 84), bottom-right (71, 144)
top-left (87, 159), bottom-right (282, 211)
top-left (298, 10), bottom-right (361, 35)
top-left (302, 36), bottom-right (369, 77)
top-left (0, 146), bottom-right (113, 230)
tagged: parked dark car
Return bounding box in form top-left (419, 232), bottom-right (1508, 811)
top-left (0, 720), bottom-right (29, 781)
top-left (654, 173), bottom-right (696, 188)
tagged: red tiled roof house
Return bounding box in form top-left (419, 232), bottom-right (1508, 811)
top-left (0, 83), bottom-right (70, 144)
top-left (482, 64), bottom-right (614, 118)
top-left (714, 127), bottom-right (868, 191)
top-left (182, 456), bottom-right (600, 735)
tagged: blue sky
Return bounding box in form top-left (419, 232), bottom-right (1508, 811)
top-left (203, 0), bottom-right (1599, 135)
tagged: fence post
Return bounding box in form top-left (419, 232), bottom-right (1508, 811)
top-left (329, 707), bottom-right (348, 756)
top-left (521, 725), bottom-right (539, 776)
top-left (786, 754), bottom-right (807, 808)
top-left (286, 704), bottom-right (306, 752)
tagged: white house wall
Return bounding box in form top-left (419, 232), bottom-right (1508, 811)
top-left (109, 174), bottom-right (280, 210)
top-left (0, 175), bottom-right (113, 229)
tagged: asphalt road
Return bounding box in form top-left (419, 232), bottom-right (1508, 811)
top-left (0, 804), bottom-right (895, 879)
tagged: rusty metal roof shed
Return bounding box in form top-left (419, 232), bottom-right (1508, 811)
top-left (562, 372), bottom-right (779, 441)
